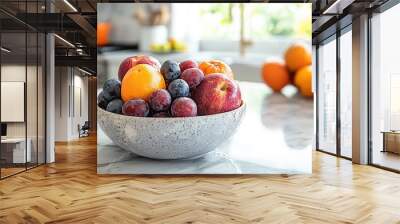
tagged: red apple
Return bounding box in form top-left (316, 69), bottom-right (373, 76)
top-left (118, 55), bottom-right (161, 81)
top-left (192, 73), bottom-right (242, 115)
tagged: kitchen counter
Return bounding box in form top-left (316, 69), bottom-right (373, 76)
top-left (97, 82), bottom-right (313, 174)
top-left (98, 51), bottom-right (274, 84)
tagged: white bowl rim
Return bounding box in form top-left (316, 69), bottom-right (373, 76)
top-left (98, 101), bottom-right (246, 120)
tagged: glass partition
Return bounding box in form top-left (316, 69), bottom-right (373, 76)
top-left (371, 4), bottom-right (400, 171)
top-left (317, 36), bottom-right (337, 154)
top-left (1, 28), bottom-right (28, 178)
top-left (339, 28), bottom-right (352, 158)
top-left (38, 32), bottom-right (46, 165)
top-left (0, 1), bottom-right (46, 179)
top-left (27, 30), bottom-right (38, 169)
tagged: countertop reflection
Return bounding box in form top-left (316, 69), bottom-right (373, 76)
top-left (97, 82), bottom-right (314, 174)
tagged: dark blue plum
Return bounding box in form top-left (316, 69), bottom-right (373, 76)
top-left (168, 79), bottom-right (190, 99)
top-left (103, 79), bottom-right (121, 99)
top-left (161, 60), bottom-right (181, 82)
top-left (97, 91), bottom-right (113, 109)
top-left (106, 99), bottom-right (123, 114)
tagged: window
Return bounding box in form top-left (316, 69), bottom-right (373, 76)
top-left (371, 3), bottom-right (400, 171)
top-left (317, 37), bottom-right (337, 154)
top-left (339, 28), bottom-right (352, 158)
top-left (198, 3), bottom-right (311, 40)
top-left (390, 74), bottom-right (400, 130)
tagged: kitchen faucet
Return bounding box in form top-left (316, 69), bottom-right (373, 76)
top-left (239, 3), bottom-right (253, 56)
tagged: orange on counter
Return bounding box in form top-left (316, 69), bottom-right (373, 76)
top-left (199, 60), bottom-right (234, 79)
top-left (294, 65), bottom-right (313, 97)
top-left (261, 61), bottom-right (290, 92)
top-left (284, 43), bottom-right (312, 72)
top-left (121, 64), bottom-right (166, 102)
top-left (97, 22), bottom-right (111, 46)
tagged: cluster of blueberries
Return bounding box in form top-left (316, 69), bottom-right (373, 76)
top-left (98, 60), bottom-right (205, 117)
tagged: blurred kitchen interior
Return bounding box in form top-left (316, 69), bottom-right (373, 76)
top-left (97, 3), bottom-right (312, 85)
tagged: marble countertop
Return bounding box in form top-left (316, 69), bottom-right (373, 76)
top-left (97, 82), bottom-right (313, 174)
top-left (98, 50), bottom-right (272, 65)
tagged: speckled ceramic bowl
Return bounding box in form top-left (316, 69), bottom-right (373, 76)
top-left (98, 103), bottom-right (246, 159)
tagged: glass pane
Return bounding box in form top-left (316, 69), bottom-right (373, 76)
top-left (38, 33), bottom-right (45, 165)
top-left (1, 29), bottom-right (27, 177)
top-left (27, 30), bottom-right (38, 169)
top-left (371, 4), bottom-right (400, 171)
top-left (318, 37), bottom-right (337, 154)
top-left (340, 29), bottom-right (352, 158)
top-left (168, 3), bottom-right (311, 42)
top-left (26, 0), bottom-right (39, 169)
top-left (245, 4), bottom-right (311, 39)
top-left (198, 3), bottom-right (240, 40)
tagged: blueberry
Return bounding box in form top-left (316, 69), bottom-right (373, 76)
top-left (106, 98), bottom-right (123, 114)
top-left (103, 79), bottom-right (121, 99)
top-left (168, 79), bottom-right (190, 99)
top-left (97, 91), bottom-right (113, 109)
top-left (161, 60), bottom-right (181, 82)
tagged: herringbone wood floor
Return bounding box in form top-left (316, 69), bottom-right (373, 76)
top-left (1, 135), bottom-right (400, 224)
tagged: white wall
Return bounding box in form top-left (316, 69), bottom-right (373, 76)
top-left (71, 73), bottom-right (89, 138)
top-left (55, 67), bottom-right (68, 141)
top-left (1, 65), bottom-right (26, 139)
top-left (54, 67), bottom-right (89, 141)
top-left (1, 64), bottom-right (46, 164)
top-left (98, 3), bottom-right (141, 45)
top-left (1, 65), bottom-right (37, 138)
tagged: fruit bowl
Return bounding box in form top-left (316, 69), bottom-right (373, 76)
top-left (98, 103), bottom-right (246, 160)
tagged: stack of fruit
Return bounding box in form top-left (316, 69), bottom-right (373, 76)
top-left (98, 55), bottom-right (242, 117)
top-left (150, 38), bottom-right (187, 54)
top-left (261, 43), bottom-right (312, 98)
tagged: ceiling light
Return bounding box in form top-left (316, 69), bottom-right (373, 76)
top-left (78, 67), bottom-right (92, 76)
top-left (76, 48), bottom-right (85, 55)
top-left (54, 34), bottom-right (75, 48)
top-left (1, 47), bottom-right (11, 53)
top-left (63, 0), bottom-right (78, 12)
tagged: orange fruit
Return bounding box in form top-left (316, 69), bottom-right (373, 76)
top-left (97, 22), bottom-right (111, 46)
top-left (261, 61), bottom-right (290, 92)
top-left (294, 65), bottom-right (313, 97)
top-left (121, 64), bottom-right (166, 102)
top-left (199, 60), bottom-right (234, 79)
top-left (284, 43), bottom-right (312, 72)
